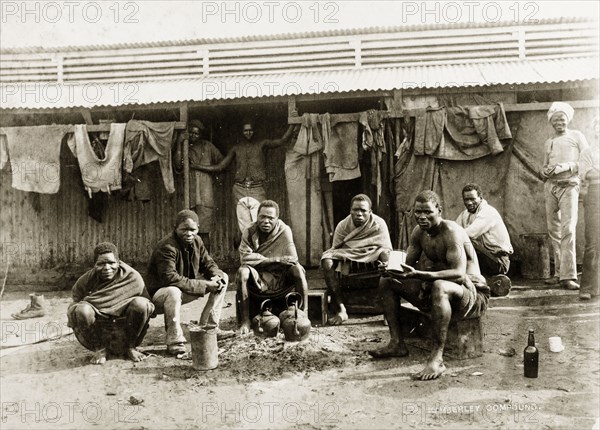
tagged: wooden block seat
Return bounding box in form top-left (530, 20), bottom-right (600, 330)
top-left (338, 261), bottom-right (382, 314)
top-left (398, 302), bottom-right (484, 360)
top-left (307, 289), bottom-right (328, 326)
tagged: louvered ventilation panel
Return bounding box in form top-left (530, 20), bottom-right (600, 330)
top-left (0, 53), bottom-right (57, 82)
top-left (361, 27), bottom-right (519, 68)
top-left (207, 39), bottom-right (356, 75)
top-left (524, 21), bottom-right (599, 59)
top-left (62, 46), bottom-right (204, 82)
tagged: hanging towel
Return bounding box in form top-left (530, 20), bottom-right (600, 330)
top-left (320, 113), bottom-right (361, 181)
top-left (123, 120), bottom-right (175, 194)
top-left (68, 123), bottom-right (125, 193)
top-left (1, 125), bottom-right (72, 193)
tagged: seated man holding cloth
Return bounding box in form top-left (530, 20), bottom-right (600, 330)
top-left (67, 242), bottom-right (155, 364)
top-left (371, 191), bottom-right (489, 381)
top-left (237, 200), bottom-right (308, 335)
top-left (321, 194), bottom-right (392, 325)
top-left (147, 210), bottom-right (234, 356)
top-left (456, 183), bottom-right (513, 296)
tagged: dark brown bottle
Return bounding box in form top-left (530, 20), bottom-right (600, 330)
top-left (524, 329), bottom-right (539, 378)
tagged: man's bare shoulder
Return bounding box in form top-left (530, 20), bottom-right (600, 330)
top-left (410, 224), bottom-right (424, 238)
top-left (440, 220), bottom-right (468, 239)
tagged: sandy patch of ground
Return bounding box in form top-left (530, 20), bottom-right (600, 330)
top-left (1, 290), bottom-right (599, 429)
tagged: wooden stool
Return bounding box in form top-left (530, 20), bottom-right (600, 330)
top-left (307, 290), bottom-right (328, 326)
top-left (339, 262), bottom-right (382, 314)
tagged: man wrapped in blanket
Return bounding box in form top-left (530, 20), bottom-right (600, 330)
top-left (321, 194), bottom-right (392, 325)
top-left (237, 200), bottom-right (308, 334)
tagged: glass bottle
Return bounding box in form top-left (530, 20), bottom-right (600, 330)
top-left (524, 328), bottom-right (539, 378)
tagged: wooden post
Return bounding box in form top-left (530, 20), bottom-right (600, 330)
top-left (180, 103), bottom-right (190, 209)
top-left (287, 96), bottom-right (297, 119)
top-left (80, 109), bottom-right (93, 125)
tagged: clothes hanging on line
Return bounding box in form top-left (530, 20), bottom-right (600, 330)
top-left (1, 125), bottom-right (72, 194)
top-left (123, 120), bottom-right (176, 194)
top-left (68, 123), bottom-right (126, 194)
top-left (321, 113), bottom-right (361, 181)
top-left (414, 104), bottom-right (512, 160)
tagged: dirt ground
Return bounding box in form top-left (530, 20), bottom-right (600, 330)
top-left (1, 282), bottom-right (599, 430)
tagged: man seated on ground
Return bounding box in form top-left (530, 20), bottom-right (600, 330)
top-left (146, 210), bottom-right (234, 356)
top-left (67, 242), bottom-right (155, 364)
top-left (237, 200), bottom-right (308, 334)
top-left (370, 191), bottom-right (490, 381)
top-left (321, 194), bottom-right (392, 325)
top-left (456, 183), bottom-right (513, 296)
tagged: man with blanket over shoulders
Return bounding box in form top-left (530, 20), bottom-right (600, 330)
top-left (67, 242), bottom-right (155, 365)
top-left (321, 194), bottom-right (392, 325)
top-left (237, 200), bottom-right (308, 335)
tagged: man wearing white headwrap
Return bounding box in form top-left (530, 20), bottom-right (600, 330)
top-left (540, 102), bottom-right (589, 290)
top-left (546, 102), bottom-right (575, 123)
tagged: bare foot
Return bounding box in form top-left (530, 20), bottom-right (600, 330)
top-left (413, 359), bottom-right (446, 380)
top-left (90, 349), bottom-right (107, 365)
top-left (239, 322), bottom-right (251, 335)
top-left (327, 310), bottom-right (348, 326)
top-left (127, 348), bottom-right (146, 362)
top-left (369, 342), bottom-right (409, 359)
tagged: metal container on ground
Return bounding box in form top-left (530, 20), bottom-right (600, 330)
top-left (189, 327), bottom-right (218, 370)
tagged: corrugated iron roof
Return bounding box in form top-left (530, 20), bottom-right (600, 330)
top-left (1, 17), bottom-right (595, 54)
top-left (1, 57), bottom-right (597, 110)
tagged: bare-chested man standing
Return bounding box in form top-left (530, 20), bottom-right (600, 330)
top-left (370, 190), bottom-right (490, 380)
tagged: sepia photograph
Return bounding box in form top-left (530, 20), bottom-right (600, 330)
top-left (1, 1), bottom-right (599, 428)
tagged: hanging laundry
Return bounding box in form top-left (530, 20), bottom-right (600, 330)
top-left (1, 125), bottom-right (72, 194)
top-left (67, 123), bottom-right (125, 194)
top-left (285, 113), bottom-right (328, 265)
top-left (0, 134), bottom-right (8, 170)
top-left (376, 119), bottom-right (398, 224)
top-left (87, 191), bottom-right (108, 223)
top-left (123, 120), bottom-right (176, 194)
top-left (121, 163), bottom-right (157, 202)
top-left (285, 125), bottom-right (326, 266)
top-left (414, 104), bottom-right (512, 161)
top-left (359, 110), bottom-right (388, 204)
top-left (292, 113), bottom-right (322, 154)
top-left (446, 104), bottom-right (511, 156)
top-left (320, 113), bottom-right (361, 182)
top-left (414, 107), bottom-right (446, 156)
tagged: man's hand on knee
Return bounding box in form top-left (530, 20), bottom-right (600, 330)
top-left (279, 256), bottom-right (296, 266)
top-left (204, 279), bottom-right (223, 294)
top-left (211, 275), bottom-right (228, 290)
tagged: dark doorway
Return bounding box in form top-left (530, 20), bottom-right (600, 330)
top-left (331, 177), bottom-right (363, 226)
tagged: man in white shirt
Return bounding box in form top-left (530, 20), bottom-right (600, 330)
top-left (456, 183), bottom-right (513, 296)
